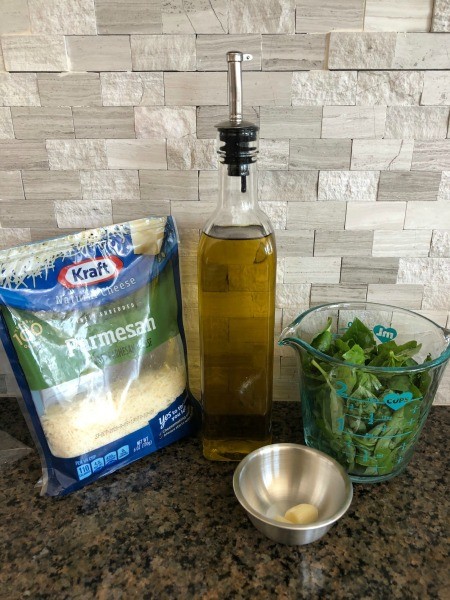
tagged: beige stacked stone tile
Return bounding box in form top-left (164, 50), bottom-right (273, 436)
top-left (1, 35), bottom-right (68, 71)
top-left (275, 230), bottom-right (314, 257)
top-left (162, 0), bottom-right (228, 34)
top-left (0, 108), bottom-right (14, 139)
top-left (276, 282), bottom-right (311, 308)
top-left (37, 74), bottom-right (102, 107)
top-left (113, 199), bottom-right (171, 222)
top-left (341, 258), bottom-right (400, 284)
top-left (438, 172), bottom-right (450, 201)
top-left (259, 140), bottom-right (290, 170)
top-left (261, 34), bottom-right (326, 70)
top-left (73, 107), bottom-right (135, 139)
top-left (364, 0), bottom-right (433, 32)
top-left (385, 107), bottom-right (449, 139)
top-left (296, 0), bottom-right (364, 33)
top-left (346, 202), bottom-right (406, 230)
top-left (259, 201), bottom-right (288, 229)
top-left (398, 258), bottom-right (450, 285)
top-left (314, 230), bottom-right (373, 257)
top-left (284, 257), bottom-right (341, 283)
top-left (260, 107), bottom-right (321, 137)
top-left (310, 284), bottom-right (367, 305)
top-left (290, 139), bottom-right (351, 170)
top-left (430, 231), bottom-right (450, 257)
top-left (131, 35), bottom-right (196, 71)
top-left (405, 201), bottom-right (450, 229)
top-left (29, 0), bottom-right (97, 35)
top-left (135, 106), bottom-right (196, 138)
top-left (198, 171), bottom-right (219, 201)
top-left (322, 107), bottom-right (386, 138)
top-left (66, 36), bottom-right (132, 71)
top-left (55, 199), bottom-right (113, 229)
top-left (329, 32), bottom-right (397, 69)
top-left (100, 73), bottom-right (164, 107)
top-left (432, 0), bottom-right (450, 32)
top-left (351, 140), bottom-right (414, 171)
top-left (258, 171), bottom-right (318, 201)
top-left (422, 284), bottom-right (450, 310)
top-left (378, 172), bottom-right (442, 202)
top-left (0, 140), bottom-right (48, 170)
top-left (140, 171), bottom-right (199, 201)
top-left (0, 201), bottom-right (57, 228)
top-left (329, 33), bottom-right (450, 70)
top-left (0, 228), bottom-right (31, 250)
top-left (80, 170), bottom-right (140, 200)
top-left (288, 202), bottom-right (346, 229)
top-left (292, 71), bottom-right (357, 106)
top-left (412, 141), bottom-right (450, 170)
top-left (0, 171), bottom-right (24, 200)
top-left (0, 0), bottom-right (30, 35)
top-left (196, 35), bottom-right (262, 70)
top-left (356, 71), bottom-right (424, 105)
top-left (47, 139), bottom-right (107, 170)
top-left (106, 140), bottom-right (167, 169)
top-left (228, 0), bottom-right (295, 34)
top-left (165, 72), bottom-right (227, 105)
top-left (367, 284), bottom-right (424, 309)
top-left (421, 72), bottom-right (450, 105)
top-left (170, 201), bottom-right (217, 228)
top-left (167, 136), bottom-right (216, 170)
top-left (393, 34), bottom-right (450, 69)
top-left (95, 0), bottom-right (162, 34)
top-left (241, 73), bottom-right (293, 106)
top-left (318, 171), bottom-right (379, 202)
top-left (372, 230), bottom-right (432, 257)
top-left (11, 107), bottom-right (74, 139)
top-left (22, 171), bottom-right (81, 200)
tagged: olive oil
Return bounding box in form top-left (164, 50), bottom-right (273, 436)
top-left (198, 227), bottom-right (276, 460)
top-left (198, 51), bottom-right (276, 461)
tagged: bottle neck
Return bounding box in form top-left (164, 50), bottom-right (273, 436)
top-left (218, 161), bottom-right (258, 214)
top-left (202, 128), bottom-right (273, 237)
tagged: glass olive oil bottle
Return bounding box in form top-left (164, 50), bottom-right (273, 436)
top-left (198, 52), bottom-right (276, 461)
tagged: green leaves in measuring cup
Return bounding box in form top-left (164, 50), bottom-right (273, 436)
top-left (310, 316), bottom-right (333, 353)
top-left (302, 316), bottom-right (433, 478)
top-left (341, 317), bottom-right (375, 350)
top-left (342, 344), bottom-right (365, 365)
top-left (368, 339), bottom-right (422, 368)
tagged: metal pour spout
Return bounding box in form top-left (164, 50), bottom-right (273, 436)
top-left (227, 51), bottom-right (252, 124)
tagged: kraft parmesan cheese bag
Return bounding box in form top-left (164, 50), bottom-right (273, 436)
top-left (0, 217), bottom-right (198, 496)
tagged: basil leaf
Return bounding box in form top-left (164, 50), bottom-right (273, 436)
top-left (311, 316), bottom-right (333, 352)
top-left (341, 317), bottom-right (375, 350)
top-left (342, 343), bottom-right (365, 365)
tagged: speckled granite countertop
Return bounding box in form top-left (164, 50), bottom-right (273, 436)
top-left (0, 400), bottom-right (449, 600)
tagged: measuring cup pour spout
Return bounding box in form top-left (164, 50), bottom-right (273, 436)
top-left (278, 316), bottom-right (317, 360)
top-left (278, 326), bottom-right (302, 352)
top-left (277, 302), bottom-right (450, 484)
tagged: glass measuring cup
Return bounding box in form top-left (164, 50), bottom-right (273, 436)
top-left (279, 302), bottom-right (450, 483)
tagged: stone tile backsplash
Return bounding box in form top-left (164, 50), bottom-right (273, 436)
top-left (0, 0), bottom-right (449, 403)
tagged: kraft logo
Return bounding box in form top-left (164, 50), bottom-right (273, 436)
top-left (58, 256), bottom-right (123, 288)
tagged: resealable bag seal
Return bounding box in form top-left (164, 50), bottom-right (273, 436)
top-left (0, 217), bottom-right (198, 496)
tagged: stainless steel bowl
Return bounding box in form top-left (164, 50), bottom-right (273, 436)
top-left (233, 443), bottom-right (353, 545)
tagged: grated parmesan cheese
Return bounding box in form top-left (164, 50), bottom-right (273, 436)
top-left (41, 364), bottom-right (186, 458)
top-left (0, 216), bottom-right (196, 496)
